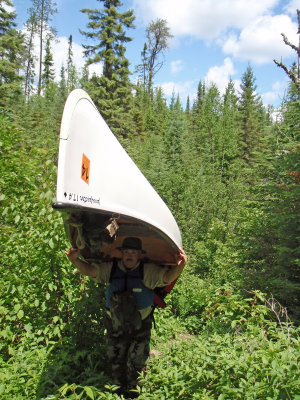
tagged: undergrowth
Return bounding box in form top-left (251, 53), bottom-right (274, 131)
top-left (1, 289), bottom-right (299, 399)
top-left (0, 107), bottom-right (299, 399)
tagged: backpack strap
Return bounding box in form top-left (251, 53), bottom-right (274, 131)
top-left (139, 260), bottom-right (144, 280)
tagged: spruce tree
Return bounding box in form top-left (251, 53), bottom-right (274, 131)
top-left (190, 81), bottom-right (206, 136)
top-left (270, 81), bottom-right (300, 320)
top-left (135, 43), bottom-right (148, 87)
top-left (233, 14), bottom-right (300, 320)
top-left (238, 65), bottom-right (265, 165)
top-left (220, 79), bottom-right (240, 178)
top-left (41, 35), bottom-right (55, 99)
top-left (166, 94), bottom-right (185, 164)
top-left (192, 81), bottom-right (206, 114)
top-left (67, 34), bottom-right (78, 92)
top-left (59, 64), bottom-right (67, 101)
top-left (263, 12), bottom-right (300, 320)
top-left (130, 81), bottom-right (147, 137)
top-left (199, 84), bottom-right (223, 170)
top-left (0, 0), bottom-right (24, 106)
top-left (80, 0), bottom-right (135, 138)
top-left (79, 63), bottom-right (89, 89)
top-left (185, 96), bottom-right (190, 114)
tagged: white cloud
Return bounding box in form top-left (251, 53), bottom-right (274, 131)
top-left (204, 58), bottom-right (237, 93)
top-left (133, 0), bottom-right (298, 68)
top-left (23, 30), bottom-right (102, 84)
top-left (133, 0), bottom-right (278, 39)
top-left (159, 79), bottom-right (198, 101)
top-left (222, 14), bottom-right (298, 64)
top-left (160, 59), bottom-right (240, 103)
top-left (261, 79), bottom-right (289, 105)
top-left (52, 37), bottom-right (80, 80)
top-left (170, 60), bottom-right (184, 74)
top-left (52, 37), bottom-right (102, 80)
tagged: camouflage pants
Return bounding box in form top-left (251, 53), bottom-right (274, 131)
top-left (105, 313), bottom-right (153, 390)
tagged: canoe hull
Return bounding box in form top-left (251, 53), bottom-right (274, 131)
top-left (54, 89), bottom-right (182, 264)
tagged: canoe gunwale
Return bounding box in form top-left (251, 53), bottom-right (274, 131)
top-left (52, 201), bottom-right (180, 252)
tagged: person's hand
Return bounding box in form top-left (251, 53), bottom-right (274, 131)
top-left (65, 247), bottom-right (80, 263)
top-left (176, 248), bottom-right (187, 268)
top-left (163, 248), bottom-right (187, 284)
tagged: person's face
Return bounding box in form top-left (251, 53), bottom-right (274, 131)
top-left (122, 249), bottom-right (141, 269)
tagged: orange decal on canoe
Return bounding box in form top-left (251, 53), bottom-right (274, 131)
top-left (81, 153), bottom-right (90, 184)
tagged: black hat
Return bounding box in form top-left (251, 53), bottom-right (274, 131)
top-left (118, 237), bottom-right (145, 253)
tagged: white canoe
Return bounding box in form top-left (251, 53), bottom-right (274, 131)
top-left (53, 89), bottom-right (182, 264)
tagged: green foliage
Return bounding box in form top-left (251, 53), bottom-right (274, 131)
top-left (142, 320), bottom-right (300, 400)
top-left (0, 0), bottom-right (25, 105)
top-left (0, 108), bottom-right (111, 399)
top-left (0, 25), bottom-right (299, 399)
top-left (0, 107), bottom-right (66, 353)
top-left (224, 81), bottom-right (300, 322)
top-left (136, 290), bottom-right (300, 400)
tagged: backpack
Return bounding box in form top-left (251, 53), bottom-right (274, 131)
top-left (109, 290), bottom-right (142, 334)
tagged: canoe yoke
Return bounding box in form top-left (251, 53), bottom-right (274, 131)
top-left (61, 209), bottom-right (178, 265)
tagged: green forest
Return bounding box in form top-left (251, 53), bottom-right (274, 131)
top-left (0, 0), bottom-right (299, 399)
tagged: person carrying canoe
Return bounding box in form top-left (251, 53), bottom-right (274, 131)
top-left (66, 236), bottom-right (187, 398)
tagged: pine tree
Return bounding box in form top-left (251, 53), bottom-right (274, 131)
top-left (136, 19), bottom-right (173, 94)
top-left (80, 0), bottom-right (135, 138)
top-left (0, 0), bottom-right (24, 105)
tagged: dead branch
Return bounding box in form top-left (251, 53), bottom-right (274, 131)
top-left (281, 33), bottom-right (300, 57)
top-left (273, 59), bottom-right (299, 85)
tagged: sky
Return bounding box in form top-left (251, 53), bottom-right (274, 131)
top-left (12, 0), bottom-right (300, 108)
